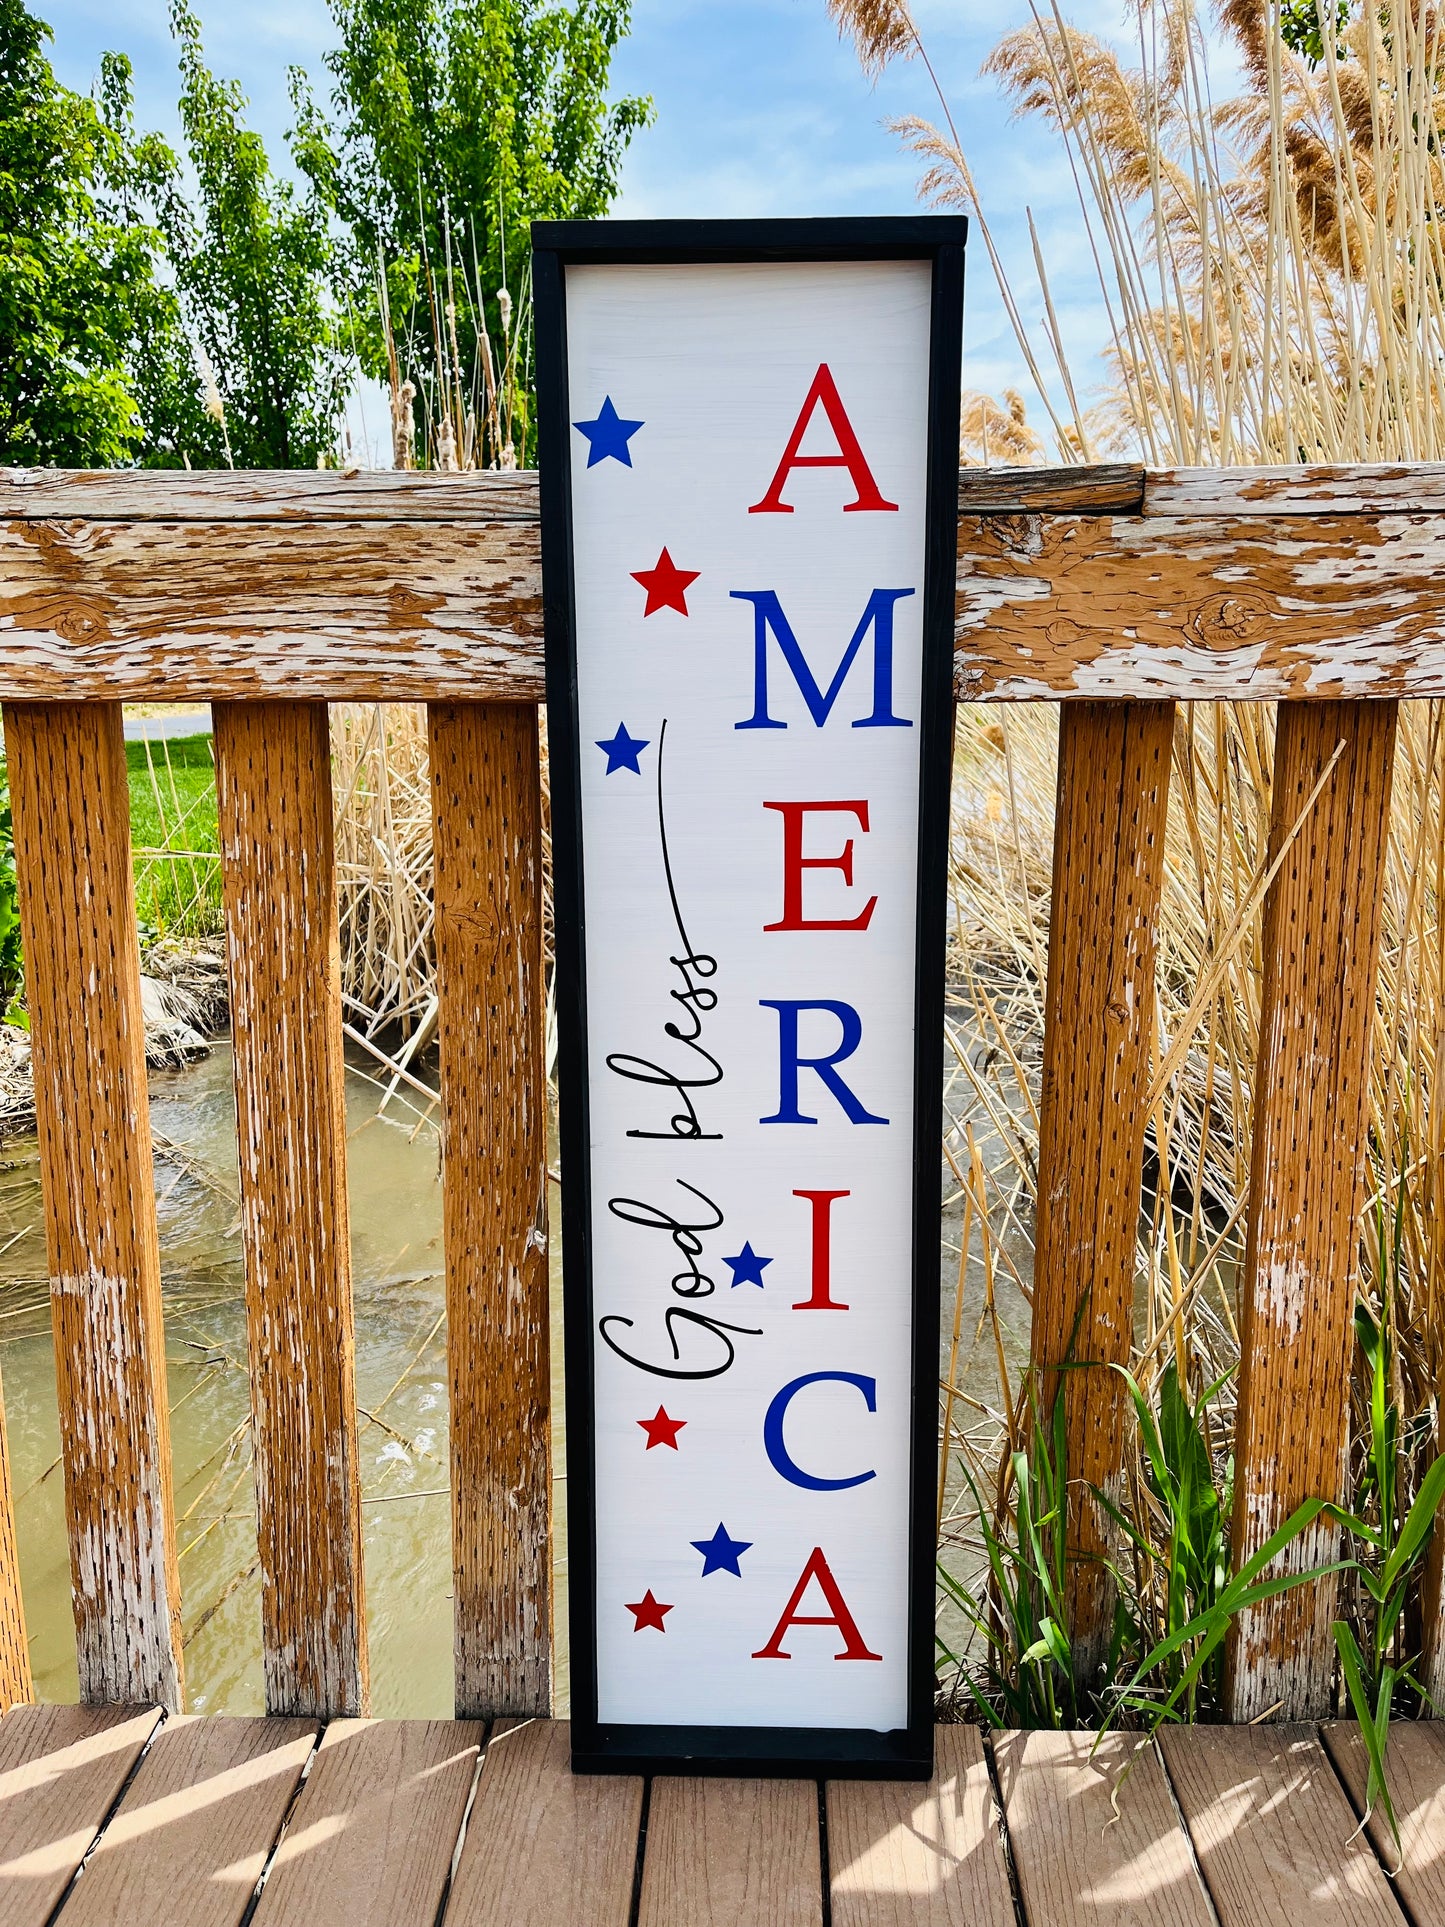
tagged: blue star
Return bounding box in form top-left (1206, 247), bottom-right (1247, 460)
top-left (596, 724), bottom-right (649, 775)
top-left (722, 1241), bottom-right (772, 1289)
top-left (573, 396), bottom-right (644, 468)
top-left (692, 1522), bottom-right (752, 1578)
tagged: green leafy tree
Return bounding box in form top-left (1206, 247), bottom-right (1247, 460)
top-left (291, 0), bottom-right (651, 466)
top-left (143, 2), bottom-right (350, 468)
top-left (0, 1), bottom-right (189, 464)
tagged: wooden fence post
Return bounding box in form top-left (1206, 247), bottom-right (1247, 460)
top-left (0, 1372), bottom-right (31, 1710)
top-left (4, 702), bottom-right (184, 1708)
top-left (428, 703), bottom-right (551, 1718)
top-left (1225, 699), bottom-right (1397, 1721)
top-left (1031, 701), bottom-right (1174, 1684)
top-left (213, 701), bottom-right (368, 1718)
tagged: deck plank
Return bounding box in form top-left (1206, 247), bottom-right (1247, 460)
top-left (251, 1719), bottom-right (480, 1927)
top-left (442, 1720), bottom-right (641, 1927)
top-left (0, 1703), bottom-right (161, 1926)
top-left (992, 1729), bottom-right (1213, 1926)
top-left (57, 1716), bottom-right (315, 1927)
top-left (827, 1727), bottom-right (1014, 1927)
top-left (1159, 1724), bottom-right (1403, 1925)
top-left (639, 1776), bottom-right (822, 1927)
top-left (1321, 1721), bottom-right (1445, 1918)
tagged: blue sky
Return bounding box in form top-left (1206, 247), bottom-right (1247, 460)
top-left (37, 0), bottom-right (1147, 458)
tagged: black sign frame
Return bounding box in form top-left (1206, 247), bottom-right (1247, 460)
top-left (535, 216), bottom-right (967, 1778)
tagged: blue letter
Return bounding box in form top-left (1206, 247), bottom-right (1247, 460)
top-left (760, 999), bottom-right (888, 1125)
top-left (731, 587), bottom-right (915, 730)
top-left (763, 1373), bottom-right (878, 1491)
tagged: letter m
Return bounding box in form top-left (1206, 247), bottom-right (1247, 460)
top-left (731, 588), bottom-right (915, 730)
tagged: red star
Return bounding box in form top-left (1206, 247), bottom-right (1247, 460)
top-left (625, 1589), bottom-right (672, 1632)
top-left (631, 547), bottom-right (700, 617)
top-left (638, 1406), bottom-right (686, 1450)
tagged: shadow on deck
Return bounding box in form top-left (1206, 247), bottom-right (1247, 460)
top-left (0, 1709), bottom-right (1438, 1925)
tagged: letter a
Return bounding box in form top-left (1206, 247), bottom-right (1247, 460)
top-left (752, 1547), bottom-right (883, 1660)
top-left (748, 364), bottom-right (899, 515)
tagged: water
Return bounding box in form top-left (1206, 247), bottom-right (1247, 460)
top-left (1, 1045), bottom-right (474, 1715)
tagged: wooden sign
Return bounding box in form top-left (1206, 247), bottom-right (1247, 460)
top-left (536, 217), bottom-right (966, 1776)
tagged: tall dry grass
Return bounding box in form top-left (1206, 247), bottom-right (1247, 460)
top-left (829, 0), bottom-right (1445, 1696)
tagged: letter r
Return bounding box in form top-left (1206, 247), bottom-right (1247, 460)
top-left (759, 1000), bottom-right (888, 1125)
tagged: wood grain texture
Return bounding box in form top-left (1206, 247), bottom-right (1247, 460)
top-left (0, 517), bottom-right (543, 703)
top-left (1321, 1720), bottom-right (1445, 1916)
top-left (213, 703), bottom-right (367, 1718)
top-left (250, 1719), bottom-right (480, 1927)
top-left (0, 1374), bottom-right (30, 1712)
top-left (957, 465), bottom-right (1145, 514)
top-left (17, 461), bottom-right (1445, 523)
top-left (1225, 702), bottom-right (1397, 1722)
top-left (639, 1776), bottom-right (822, 1927)
top-left (60, 1715), bottom-right (316, 1927)
top-left (0, 468), bottom-right (539, 522)
top-left (1160, 1724), bottom-right (1402, 1926)
top-left (0, 1702), bottom-right (161, 1925)
top-left (953, 512), bottom-right (1445, 701)
top-left (826, 1726), bottom-right (1014, 1927)
top-left (428, 706), bottom-right (550, 1719)
top-left (1144, 462), bottom-right (1445, 514)
top-left (444, 1719), bottom-right (642, 1927)
top-left (991, 1729), bottom-right (1213, 1927)
top-left (1031, 702), bottom-right (1173, 1683)
top-left (3, 703), bottom-right (183, 1709)
top-left (7, 493), bottom-right (1445, 704)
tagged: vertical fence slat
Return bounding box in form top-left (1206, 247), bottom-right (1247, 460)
top-left (1225, 698), bottom-right (1397, 1722)
top-left (429, 703), bottom-right (551, 1718)
top-left (1030, 701), bottom-right (1174, 1683)
top-left (213, 700), bottom-right (368, 1718)
top-left (4, 702), bottom-right (183, 1708)
top-left (0, 1372), bottom-right (31, 1709)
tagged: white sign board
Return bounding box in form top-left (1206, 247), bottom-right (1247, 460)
top-left (537, 219), bottom-right (965, 1776)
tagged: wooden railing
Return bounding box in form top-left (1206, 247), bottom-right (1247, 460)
top-left (0, 459), bottom-right (1440, 1726)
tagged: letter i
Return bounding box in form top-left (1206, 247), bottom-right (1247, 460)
top-left (792, 1189), bottom-right (850, 1310)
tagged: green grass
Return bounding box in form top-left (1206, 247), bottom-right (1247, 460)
top-left (126, 733), bottom-right (223, 938)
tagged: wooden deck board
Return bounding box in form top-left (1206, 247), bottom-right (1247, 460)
top-left (56, 1715), bottom-right (316, 1927)
top-left (992, 1729), bottom-right (1214, 1926)
top-left (639, 1776), bottom-right (822, 1927)
top-left (1159, 1724), bottom-right (1404, 1926)
top-left (1321, 1721), bottom-right (1445, 1920)
top-left (4, 1715), bottom-right (1444, 1924)
top-left (442, 1720), bottom-right (642, 1927)
top-left (827, 1727), bottom-right (1014, 1927)
top-left (250, 1719), bottom-right (481, 1927)
top-left (0, 1704), bottom-right (161, 1926)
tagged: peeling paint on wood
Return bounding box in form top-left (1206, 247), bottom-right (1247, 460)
top-left (1224, 701), bottom-right (1397, 1721)
top-left (6, 482), bottom-right (1445, 703)
top-left (954, 513), bottom-right (1445, 702)
top-left (0, 518), bottom-right (544, 702)
top-left (429, 705), bottom-right (551, 1718)
top-left (2, 702), bottom-right (183, 1709)
top-left (213, 702), bottom-right (368, 1718)
top-left (0, 468), bottom-right (540, 523)
top-left (1031, 702), bottom-right (1173, 1687)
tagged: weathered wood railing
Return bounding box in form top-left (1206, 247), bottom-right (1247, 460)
top-left (0, 459), bottom-right (1439, 1726)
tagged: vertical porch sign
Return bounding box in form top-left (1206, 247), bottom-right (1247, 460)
top-left (536, 218), bottom-right (966, 1776)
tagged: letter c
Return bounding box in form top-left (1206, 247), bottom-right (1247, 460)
top-left (763, 1371), bottom-right (877, 1491)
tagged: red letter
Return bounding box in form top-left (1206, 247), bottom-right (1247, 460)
top-left (752, 1547), bottom-right (883, 1660)
top-left (748, 364), bottom-right (899, 515)
top-left (791, 1189), bottom-right (850, 1310)
top-left (763, 801), bottom-right (877, 933)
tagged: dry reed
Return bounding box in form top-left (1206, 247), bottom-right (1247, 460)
top-left (826, 0), bottom-right (1445, 1692)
